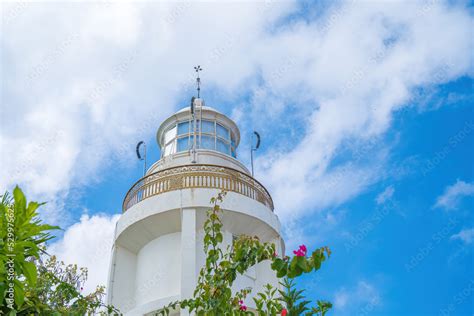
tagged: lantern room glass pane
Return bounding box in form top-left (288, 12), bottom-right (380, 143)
top-left (216, 123), bottom-right (229, 140)
top-left (177, 136), bottom-right (191, 152)
top-left (217, 139), bottom-right (230, 155)
top-left (177, 121), bottom-right (190, 135)
top-left (200, 135), bottom-right (215, 150)
top-left (201, 120), bottom-right (215, 134)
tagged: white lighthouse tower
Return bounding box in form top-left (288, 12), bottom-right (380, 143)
top-left (107, 86), bottom-right (284, 315)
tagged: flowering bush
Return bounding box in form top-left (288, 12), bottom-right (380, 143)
top-left (157, 191), bottom-right (332, 315)
top-left (0, 187), bottom-right (119, 315)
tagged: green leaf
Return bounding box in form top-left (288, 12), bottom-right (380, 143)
top-left (271, 258), bottom-right (285, 271)
top-left (22, 261), bottom-right (37, 287)
top-left (296, 256), bottom-right (309, 272)
top-left (276, 265), bottom-right (287, 278)
top-left (14, 280), bottom-right (25, 308)
top-left (13, 186), bottom-right (26, 212)
top-left (312, 251), bottom-right (322, 270)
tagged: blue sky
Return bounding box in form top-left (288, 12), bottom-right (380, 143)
top-left (1, 1), bottom-right (473, 315)
top-left (298, 80), bottom-right (474, 315)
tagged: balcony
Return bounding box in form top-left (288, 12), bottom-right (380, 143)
top-left (123, 164), bottom-right (274, 212)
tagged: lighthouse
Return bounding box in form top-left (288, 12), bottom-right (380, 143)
top-left (107, 87), bottom-right (284, 315)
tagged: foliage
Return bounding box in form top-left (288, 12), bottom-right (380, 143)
top-left (310, 301), bottom-right (332, 316)
top-left (253, 284), bottom-right (282, 315)
top-left (278, 278), bottom-right (332, 316)
top-left (0, 186), bottom-right (120, 315)
top-left (278, 279), bottom-right (310, 315)
top-left (156, 191), bottom-right (331, 315)
top-left (19, 255), bottom-right (121, 315)
top-left (0, 186), bottom-right (59, 312)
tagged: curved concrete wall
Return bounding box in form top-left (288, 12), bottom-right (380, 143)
top-left (116, 188), bottom-right (280, 246)
top-left (135, 232), bottom-right (181, 306)
top-left (109, 185), bottom-right (282, 315)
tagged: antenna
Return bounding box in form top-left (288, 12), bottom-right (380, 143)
top-left (194, 65), bottom-right (202, 98)
top-left (250, 131), bottom-right (261, 177)
top-left (136, 141), bottom-right (147, 177)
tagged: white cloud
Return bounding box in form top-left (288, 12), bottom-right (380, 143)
top-left (434, 180), bottom-right (474, 210)
top-left (334, 290), bottom-right (349, 309)
top-left (0, 1), bottom-right (299, 224)
top-left (451, 228), bottom-right (474, 245)
top-left (48, 213), bottom-right (120, 294)
top-left (1, 1), bottom-right (472, 225)
top-left (250, 1), bottom-right (472, 221)
top-left (334, 280), bottom-right (381, 313)
top-left (376, 185), bottom-right (395, 205)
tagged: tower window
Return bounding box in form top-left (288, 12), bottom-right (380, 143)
top-left (177, 121), bottom-right (190, 135)
top-left (201, 120), bottom-right (215, 134)
top-left (217, 138), bottom-right (230, 155)
top-left (177, 136), bottom-right (191, 152)
top-left (200, 135), bottom-right (215, 150)
top-left (161, 119), bottom-right (236, 158)
top-left (217, 123), bottom-right (230, 140)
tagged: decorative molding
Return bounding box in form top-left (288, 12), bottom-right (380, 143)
top-left (123, 164), bottom-right (274, 212)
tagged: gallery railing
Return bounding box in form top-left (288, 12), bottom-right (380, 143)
top-left (122, 164), bottom-right (274, 212)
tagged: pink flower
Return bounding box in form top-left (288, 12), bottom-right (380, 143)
top-left (273, 252), bottom-right (278, 257)
top-left (281, 308), bottom-right (288, 316)
top-left (239, 299), bottom-right (247, 311)
top-left (293, 244), bottom-right (307, 257)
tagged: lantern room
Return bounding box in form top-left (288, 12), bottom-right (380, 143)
top-left (157, 98), bottom-right (240, 159)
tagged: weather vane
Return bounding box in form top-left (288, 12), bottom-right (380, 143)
top-left (194, 65), bottom-right (202, 98)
